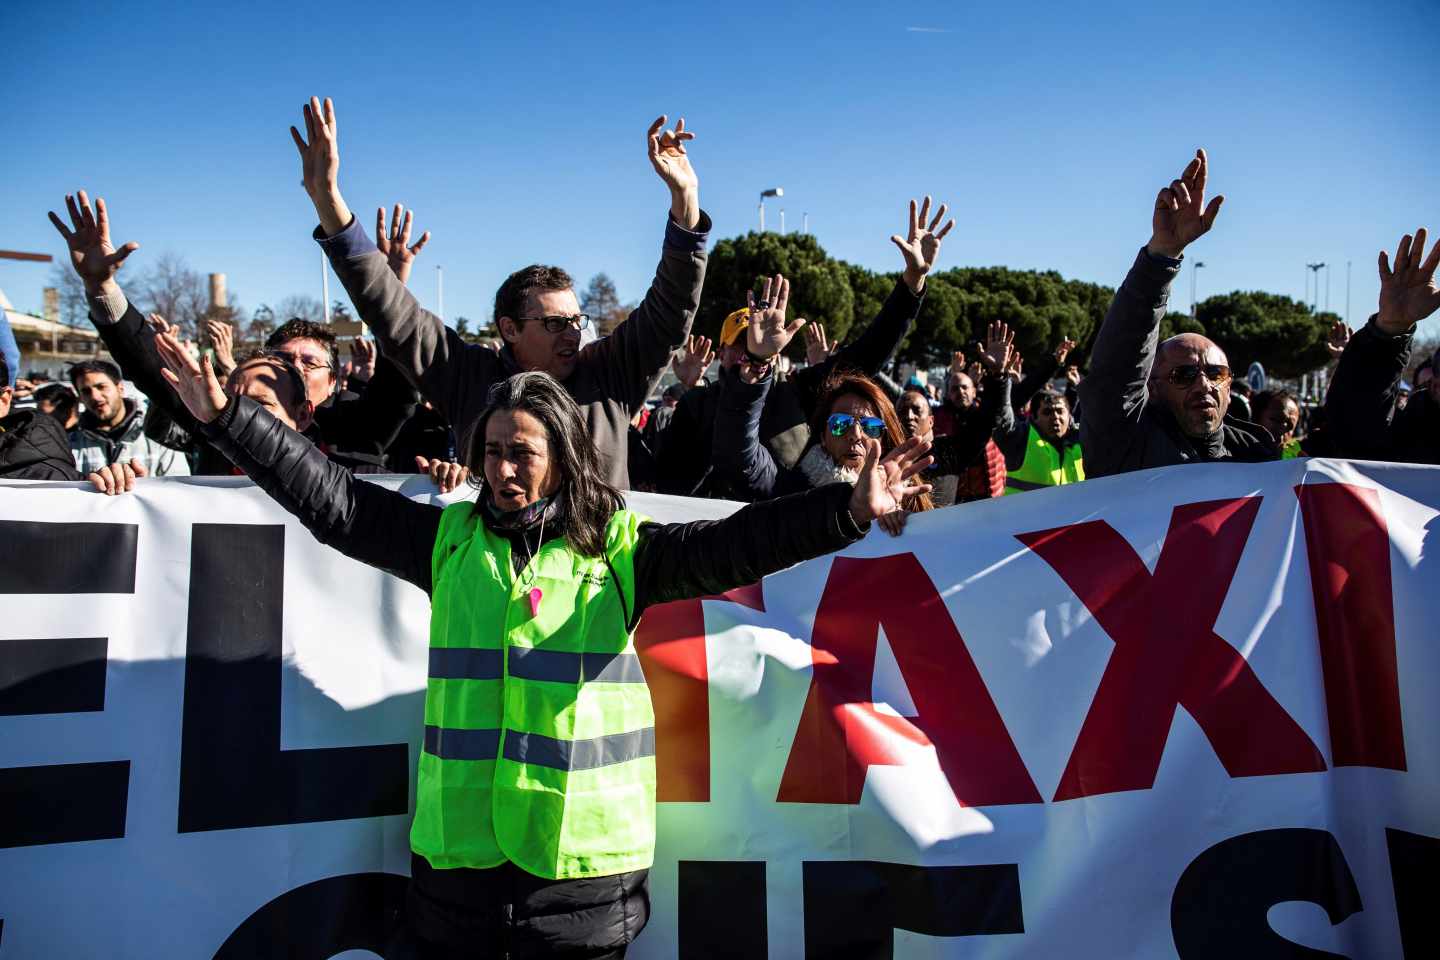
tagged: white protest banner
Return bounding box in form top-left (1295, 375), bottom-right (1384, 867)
top-left (1, 457), bottom-right (1436, 958)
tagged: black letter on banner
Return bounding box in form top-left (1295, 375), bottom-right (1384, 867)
top-left (679, 861), bottom-right (768, 958)
top-left (212, 872), bottom-right (408, 959)
top-left (1171, 828), bottom-right (1363, 958)
top-left (177, 524), bottom-right (408, 831)
top-left (1387, 828), bottom-right (1439, 957)
top-left (0, 521), bottom-right (137, 849)
top-left (802, 861), bottom-right (1024, 959)
top-left (0, 520), bottom-right (138, 594)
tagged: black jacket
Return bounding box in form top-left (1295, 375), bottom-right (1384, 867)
top-left (0, 409), bottom-right (80, 481)
top-left (94, 299), bottom-right (419, 474)
top-left (1078, 248), bottom-right (1279, 475)
top-left (1325, 318), bottom-right (1440, 465)
top-left (656, 279), bottom-right (925, 497)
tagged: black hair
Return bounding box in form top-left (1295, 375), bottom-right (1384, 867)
top-left (34, 383), bottom-right (79, 424)
top-left (68, 359), bottom-right (123, 387)
top-left (493, 265), bottom-right (574, 330)
top-left (266, 319), bottom-right (338, 372)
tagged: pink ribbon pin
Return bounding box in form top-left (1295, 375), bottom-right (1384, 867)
top-left (529, 587), bottom-right (543, 617)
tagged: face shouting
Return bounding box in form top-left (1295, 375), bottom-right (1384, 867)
top-left (822, 393), bottom-right (879, 471)
top-left (74, 371), bottom-right (126, 427)
top-left (483, 409), bottom-right (561, 512)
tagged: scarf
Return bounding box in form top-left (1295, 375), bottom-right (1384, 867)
top-left (796, 444), bottom-right (859, 489)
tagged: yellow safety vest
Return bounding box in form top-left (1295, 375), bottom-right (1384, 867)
top-left (1004, 425), bottom-right (1085, 495)
top-left (414, 503), bottom-right (655, 880)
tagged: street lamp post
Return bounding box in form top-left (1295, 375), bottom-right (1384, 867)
top-left (437, 265), bottom-right (445, 324)
top-left (1191, 261), bottom-right (1206, 315)
top-left (1306, 262), bottom-right (1327, 311)
top-left (758, 187), bottom-right (783, 231)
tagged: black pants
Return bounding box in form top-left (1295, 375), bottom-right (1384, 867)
top-left (385, 855), bottom-right (649, 959)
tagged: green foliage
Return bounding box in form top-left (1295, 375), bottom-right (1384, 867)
top-left (695, 230), bottom-right (1339, 378)
top-left (1195, 292), bottom-right (1335, 378)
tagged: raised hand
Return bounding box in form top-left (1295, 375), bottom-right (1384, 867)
top-left (949, 349), bottom-right (967, 375)
top-left (1377, 228), bottom-right (1440, 335)
top-left (88, 458), bottom-right (147, 496)
top-left (745, 274), bottom-right (807, 360)
top-left (205, 318), bottom-right (237, 377)
top-left (1053, 336), bottom-right (1076, 365)
top-left (978, 320), bottom-right (1016, 374)
top-left (416, 456), bottom-right (470, 494)
top-left (647, 115), bottom-right (700, 230)
top-left (1325, 319), bottom-right (1352, 358)
top-left (1065, 364), bottom-right (1082, 386)
top-left (672, 334), bottom-right (714, 387)
top-left (890, 196), bottom-right (955, 294)
top-left (848, 436), bottom-right (934, 526)
top-left (1004, 349), bottom-right (1024, 382)
top-left (147, 313), bottom-right (176, 337)
top-left (289, 96), bottom-right (353, 236)
top-left (348, 337), bottom-right (377, 381)
top-left (1148, 149), bottom-right (1224, 259)
top-left (47, 191), bottom-right (140, 295)
top-left (804, 323), bottom-right (835, 366)
top-left (376, 204), bottom-right (431, 284)
top-left (156, 329), bottom-right (229, 423)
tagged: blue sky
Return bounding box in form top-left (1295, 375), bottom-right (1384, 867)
top-left (3, 0), bottom-right (1438, 340)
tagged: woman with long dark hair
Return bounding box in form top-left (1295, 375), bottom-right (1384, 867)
top-left (155, 332), bottom-right (931, 959)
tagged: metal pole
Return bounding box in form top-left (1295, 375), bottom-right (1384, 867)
top-left (780, 209), bottom-right (785, 234)
top-left (1345, 261), bottom-right (1352, 326)
top-left (803, 212), bottom-right (809, 234)
top-left (437, 265), bottom-right (445, 324)
top-left (759, 201), bottom-right (765, 233)
top-left (322, 248), bottom-right (330, 324)
top-left (1325, 264), bottom-right (1331, 313)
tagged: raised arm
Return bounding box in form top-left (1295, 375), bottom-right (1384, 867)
top-left (1079, 149), bottom-right (1223, 437)
top-left (291, 97), bottom-right (499, 426)
top-left (792, 197), bottom-right (950, 409)
top-left (931, 323), bottom-right (1015, 474)
top-left (582, 115), bottom-right (710, 413)
top-left (1325, 227), bottom-right (1440, 459)
top-left (155, 328), bottom-right (441, 592)
top-left (710, 365), bottom-right (781, 500)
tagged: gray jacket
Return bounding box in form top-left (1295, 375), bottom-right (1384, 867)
top-left (316, 213), bottom-right (711, 489)
top-left (1079, 247), bottom-right (1277, 477)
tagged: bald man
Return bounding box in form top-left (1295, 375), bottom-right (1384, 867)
top-left (1079, 150), bottom-right (1279, 477)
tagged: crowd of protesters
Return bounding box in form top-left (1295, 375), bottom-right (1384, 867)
top-left (1, 96), bottom-right (1437, 959)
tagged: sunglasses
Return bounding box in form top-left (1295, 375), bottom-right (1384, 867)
top-left (827, 412), bottom-right (885, 439)
top-left (1161, 363), bottom-right (1231, 388)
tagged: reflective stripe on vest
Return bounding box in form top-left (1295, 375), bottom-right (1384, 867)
top-left (414, 503), bottom-right (655, 880)
top-left (1003, 425), bottom-right (1085, 495)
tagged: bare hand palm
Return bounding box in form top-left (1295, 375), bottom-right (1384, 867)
top-left (47, 191), bottom-right (139, 288)
top-left (1378, 228), bottom-right (1440, 334)
top-left (1149, 149), bottom-right (1224, 258)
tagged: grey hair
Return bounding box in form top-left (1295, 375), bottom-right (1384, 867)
top-left (464, 371), bottom-right (624, 558)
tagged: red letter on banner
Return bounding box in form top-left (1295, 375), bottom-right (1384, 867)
top-left (1018, 498), bottom-right (1326, 802)
top-left (635, 583), bottom-right (765, 802)
top-left (1295, 484), bottom-right (1406, 770)
top-left (777, 554), bottom-right (1041, 806)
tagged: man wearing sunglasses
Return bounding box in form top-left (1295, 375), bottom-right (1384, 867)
top-left (292, 97), bottom-right (711, 489)
top-left (1080, 149), bottom-right (1280, 477)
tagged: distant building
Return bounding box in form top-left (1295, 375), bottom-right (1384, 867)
top-left (0, 286), bottom-right (106, 379)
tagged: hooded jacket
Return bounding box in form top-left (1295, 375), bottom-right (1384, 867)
top-left (0, 409), bottom-right (81, 480)
top-left (1079, 248), bottom-right (1279, 477)
top-left (68, 398), bottom-right (190, 477)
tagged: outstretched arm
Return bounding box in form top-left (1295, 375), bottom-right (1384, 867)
top-left (1325, 227), bottom-right (1439, 458)
top-left (632, 436), bottom-right (931, 621)
top-left (1079, 149), bottom-right (1222, 442)
top-left (583, 115), bottom-right (710, 413)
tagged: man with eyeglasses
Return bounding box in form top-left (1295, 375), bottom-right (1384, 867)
top-left (1080, 149), bottom-right (1280, 478)
top-left (49, 190), bottom-right (421, 476)
top-left (291, 97), bottom-right (711, 489)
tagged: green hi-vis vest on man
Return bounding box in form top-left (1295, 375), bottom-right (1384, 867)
top-left (415, 502), bottom-right (655, 880)
top-left (1004, 425), bottom-right (1085, 495)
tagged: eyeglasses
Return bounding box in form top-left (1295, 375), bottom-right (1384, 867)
top-left (1161, 363), bottom-right (1231, 388)
top-left (518, 314), bottom-right (591, 334)
top-left (270, 350), bottom-right (333, 373)
top-left (827, 412), bottom-right (885, 439)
